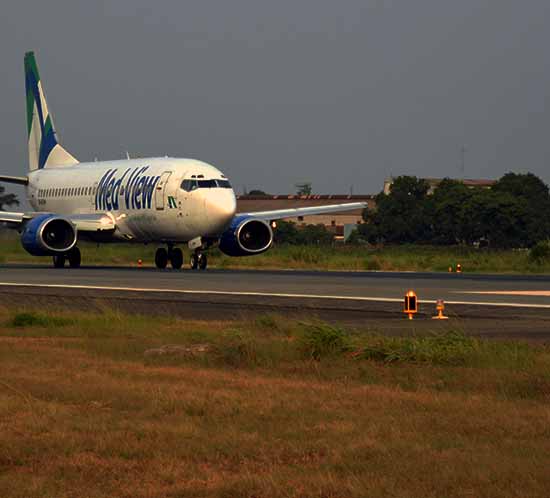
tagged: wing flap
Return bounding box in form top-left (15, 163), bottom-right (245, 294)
top-left (0, 175), bottom-right (29, 185)
top-left (0, 212), bottom-right (26, 225)
top-left (0, 211), bottom-right (116, 232)
top-left (67, 213), bottom-right (116, 232)
top-left (238, 202), bottom-right (367, 221)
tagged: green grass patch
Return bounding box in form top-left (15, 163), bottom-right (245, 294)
top-left (3, 229), bottom-right (550, 273)
top-left (9, 311), bottom-right (75, 328)
top-left (297, 321), bottom-right (351, 360)
top-left (359, 330), bottom-right (534, 367)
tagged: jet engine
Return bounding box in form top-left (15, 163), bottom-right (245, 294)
top-left (21, 214), bottom-right (77, 256)
top-left (218, 216), bottom-right (273, 256)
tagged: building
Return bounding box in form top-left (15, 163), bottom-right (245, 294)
top-left (236, 194), bottom-right (375, 238)
top-left (383, 177), bottom-right (496, 195)
top-left (238, 177), bottom-right (495, 239)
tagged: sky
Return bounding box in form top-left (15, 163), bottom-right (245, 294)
top-left (1, 0), bottom-right (549, 205)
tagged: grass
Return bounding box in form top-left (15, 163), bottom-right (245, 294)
top-left (0, 308), bottom-right (549, 497)
top-left (2, 229), bottom-right (550, 272)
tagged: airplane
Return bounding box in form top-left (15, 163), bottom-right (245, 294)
top-left (0, 52), bottom-right (366, 270)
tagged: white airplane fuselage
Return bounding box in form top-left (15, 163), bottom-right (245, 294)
top-left (27, 157), bottom-right (237, 243)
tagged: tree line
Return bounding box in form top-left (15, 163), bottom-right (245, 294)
top-left (352, 173), bottom-right (550, 248)
top-left (0, 186), bottom-right (19, 211)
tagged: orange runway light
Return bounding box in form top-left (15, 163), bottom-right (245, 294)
top-left (456, 263), bottom-right (462, 273)
top-left (138, 259), bottom-right (143, 268)
top-left (403, 290), bottom-right (418, 320)
top-left (432, 299), bottom-right (449, 320)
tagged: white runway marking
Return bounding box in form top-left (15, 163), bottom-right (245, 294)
top-left (1, 282), bottom-right (550, 309)
top-left (461, 290), bottom-right (550, 297)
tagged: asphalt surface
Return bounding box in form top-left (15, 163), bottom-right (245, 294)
top-left (1, 265), bottom-right (549, 340)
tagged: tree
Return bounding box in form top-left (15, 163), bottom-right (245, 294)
top-left (0, 186), bottom-right (19, 211)
top-left (430, 179), bottom-right (474, 244)
top-left (295, 183), bottom-right (312, 196)
top-left (273, 221), bottom-right (333, 245)
top-left (492, 173), bottom-right (550, 246)
top-left (364, 176), bottom-right (432, 244)
top-left (248, 189), bottom-right (270, 196)
top-left (296, 224), bottom-right (333, 245)
top-left (273, 220), bottom-right (299, 244)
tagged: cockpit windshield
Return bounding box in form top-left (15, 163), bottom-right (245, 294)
top-left (180, 179), bottom-right (232, 192)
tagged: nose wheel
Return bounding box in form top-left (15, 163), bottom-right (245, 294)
top-left (190, 252), bottom-right (207, 270)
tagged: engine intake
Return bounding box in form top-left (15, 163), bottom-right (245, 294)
top-left (219, 216), bottom-right (273, 256)
top-left (21, 214), bottom-right (77, 256)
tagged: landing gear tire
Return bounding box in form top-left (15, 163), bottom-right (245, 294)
top-left (155, 248), bottom-right (168, 269)
top-left (190, 252), bottom-right (208, 270)
top-left (170, 248), bottom-right (184, 270)
top-left (53, 254), bottom-right (66, 268)
top-left (67, 247), bottom-right (81, 268)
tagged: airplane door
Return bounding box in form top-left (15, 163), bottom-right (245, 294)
top-left (155, 172), bottom-right (172, 210)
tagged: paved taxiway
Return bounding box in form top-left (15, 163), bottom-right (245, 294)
top-left (1, 265), bottom-right (549, 340)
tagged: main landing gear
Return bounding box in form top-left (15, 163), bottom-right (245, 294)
top-left (154, 246), bottom-right (184, 270)
top-left (52, 246), bottom-right (81, 269)
top-left (154, 245), bottom-right (208, 270)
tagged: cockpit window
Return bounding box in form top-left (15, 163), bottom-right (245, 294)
top-left (198, 180), bottom-right (217, 188)
top-left (181, 179), bottom-right (199, 192)
top-left (181, 178), bottom-right (232, 191)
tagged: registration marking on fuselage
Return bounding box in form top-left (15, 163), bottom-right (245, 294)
top-left (1, 282), bottom-right (550, 309)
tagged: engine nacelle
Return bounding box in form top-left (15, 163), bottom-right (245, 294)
top-left (21, 214), bottom-right (77, 256)
top-left (218, 216), bottom-right (273, 257)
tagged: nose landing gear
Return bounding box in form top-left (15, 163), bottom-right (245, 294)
top-left (190, 251), bottom-right (207, 270)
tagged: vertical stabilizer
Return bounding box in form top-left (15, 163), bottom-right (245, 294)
top-left (25, 51), bottom-right (78, 170)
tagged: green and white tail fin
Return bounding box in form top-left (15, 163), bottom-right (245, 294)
top-left (25, 51), bottom-right (79, 171)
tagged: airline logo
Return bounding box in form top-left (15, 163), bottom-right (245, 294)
top-left (96, 166), bottom-right (161, 211)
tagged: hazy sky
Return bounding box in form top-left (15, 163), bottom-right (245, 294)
top-left (1, 0), bottom-right (549, 204)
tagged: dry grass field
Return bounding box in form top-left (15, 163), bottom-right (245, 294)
top-left (1, 309), bottom-right (549, 497)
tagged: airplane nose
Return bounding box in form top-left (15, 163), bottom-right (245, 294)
top-left (205, 190), bottom-right (237, 234)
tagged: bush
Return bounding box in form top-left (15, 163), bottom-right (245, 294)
top-left (9, 312), bottom-right (74, 328)
top-left (215, 330), bottom-right (259, 367)
top-left (529, 241), bottom-right (550, 263)
top-left (360, 331), bottom-right (480, 366)
top-left (298, 322), bottom-right (351, 360)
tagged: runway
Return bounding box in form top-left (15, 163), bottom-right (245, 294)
top-left (1, 265), bottom-right (550, 340)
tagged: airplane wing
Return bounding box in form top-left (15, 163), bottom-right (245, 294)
top-left (0, 212), bottom-right (26, 225)
top-left (0, 211), bottom-right (116, 232)
top-left (238, 202), bottom-right (367, 221)
top-left (0, 175), bottom-right (29, 186)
